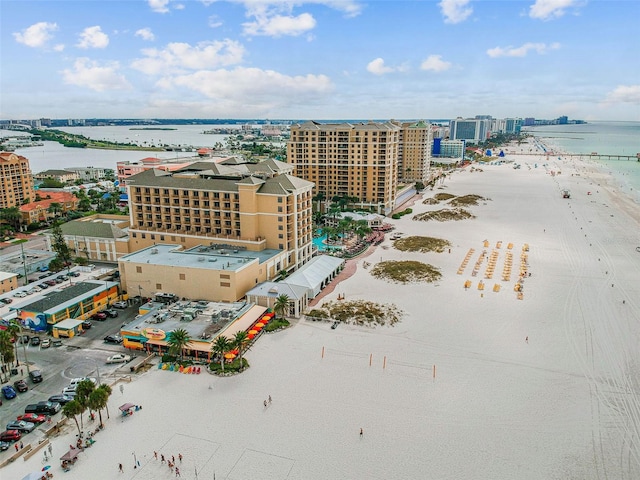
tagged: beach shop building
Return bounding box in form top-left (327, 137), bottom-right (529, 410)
top-left (10, 280), bottom-right (120, 335)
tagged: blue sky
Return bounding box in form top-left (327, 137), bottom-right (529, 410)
top-left (1, 0), bottom-right (639, 121)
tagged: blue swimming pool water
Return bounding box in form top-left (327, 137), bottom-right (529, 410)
top-left (313, 234), bottom-right (343, 251)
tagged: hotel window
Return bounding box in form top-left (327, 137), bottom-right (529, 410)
top-left (179, 274), bottom-right (186, 280)
top-left (220, 282), bottom-right (230, 287)
top-left (156, 283), bottom-right (162, 290)
top-left (136, 266), bottom-right (142, 273)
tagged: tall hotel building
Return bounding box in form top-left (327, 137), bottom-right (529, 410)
top-left (395, 120), bottom-right (433, 183)
top-left (125, 161), bottom-right (315, 271)
top-left (287, 121), bottom-right (402, 215)
top-left (0, 152), bottom-right (36, 209)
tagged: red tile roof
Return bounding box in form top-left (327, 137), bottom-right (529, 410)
top-left (20, 191), bottom-right (78, 212)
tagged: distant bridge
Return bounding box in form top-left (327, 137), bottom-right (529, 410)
top-left (510, 152), bottom-right (640, 162)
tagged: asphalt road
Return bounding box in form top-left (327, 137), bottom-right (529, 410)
top-left (0, 302), bottom-right (140, 456)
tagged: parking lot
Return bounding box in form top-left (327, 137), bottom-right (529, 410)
top-left (0, 300), bottom-right (140, 456)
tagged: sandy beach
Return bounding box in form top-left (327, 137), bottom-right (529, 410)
top-left (5, 138), bottom-right (640, 480)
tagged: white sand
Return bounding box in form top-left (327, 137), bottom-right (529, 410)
top-left (7, 139), bottom-right (640, 480)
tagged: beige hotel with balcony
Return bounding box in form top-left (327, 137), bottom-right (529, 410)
top-left (287, 120), bottom-right (433, 214)
top-left (0, 152), bottom-right (36, 209)
top-left (125, 161), bottom-right (315, 276)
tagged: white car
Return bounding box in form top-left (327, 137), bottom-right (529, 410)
top-left (112, 301), bottom-right (128, 309)
top-left (13, 291), bottom-right (27, 298)
top-left (40, 338), bottom-right (51, 348)
top-left (106, 354), bottom-right (131, 364)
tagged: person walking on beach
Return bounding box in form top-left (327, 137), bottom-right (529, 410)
top-left (175, 466), bottom-right (181, 477)
top-left (360, 428), bottom-right (363, 438)
top-left (161, 454), bottom-right (165, 464)
top-left (264, 400), bottom-right (267, 408)
top-left (154, 451), bottom-right (158, 460)
top-left (178, 453), bottom-right (182, 463)
top-left (268, 395), bottom-right (272, 404)
top-left (525, 336), bottom-right (528, 344)
top-left (118, 463), bottom-right (124, 473)
top-left (172, 455), bottom-right (175, 464)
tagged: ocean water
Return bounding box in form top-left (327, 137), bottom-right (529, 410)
top-left (525, 122), bottom-right (640, 204)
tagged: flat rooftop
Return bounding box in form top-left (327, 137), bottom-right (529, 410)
top-left (119, 244), bottom-right (282, 272)
top-left (11, 280), bottom-right (119, 314)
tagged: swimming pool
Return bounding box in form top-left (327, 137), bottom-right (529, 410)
top-left (313, 234), bottom-right (343, 251)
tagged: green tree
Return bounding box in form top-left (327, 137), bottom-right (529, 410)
top-left (74, 379), bottom-right (96, 430)
top-left (87, 387), bottom-right (108, 426)
top-left (40, 178), bottom-right (65, 188)
top-left (212, 335), bottom-right (230, 373)
top-left (47, 202), bottom-right (62, 217)
top-left (233, 330), bottom-right (249, 371)
top-left (0, 207), bottom-right (22, 231)
top-left (168, 328), bottom-right (191, 362)
top-left (274, 294), bottom-right (290, 320)
top-left (62, 400), bottom-right (83, 437)
top-left (312, 191), bottom-right (326, 212)
top-left (50, 221), bottom-right (72, 275)
top-left (6, 321), bottom-right (21, 367)
top-left (96, 384), bottom-right (112, 419)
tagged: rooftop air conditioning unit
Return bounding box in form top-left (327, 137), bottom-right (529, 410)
top-left (209, 258), bottom-right (217, 262)
top-left (150, 248), bottom-right (158, 254)
top-left (198, 256), bottom-right (205, 262)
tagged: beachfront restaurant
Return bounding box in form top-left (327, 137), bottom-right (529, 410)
top-left (10, 280), bottom-right (120, 334)
top-left (120, 302), bottom-right (270, 362)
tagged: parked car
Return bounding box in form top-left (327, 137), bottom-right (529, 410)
top-left (0, 441), bottom-right (10, 451)
top-left (56, 274), bottom-right (69, 281)
top-left (30, 337), bottom-right (40, 346)
top-left (0, 430), bottom-right (21, 442)
top-left (20, 335), bottom-right (30, 344)
top-left (13, 379), bottom-right (28, 393)
top-left (44, 279), bottom-right (57, 286)
top-left (1, 385), bottom-right (17, 400)
top-left (17, 413), bottom-right (46, 424)
top-left (92, 312), bottom-right (108, 321)
top-left (61, 386), bottom-right (77, 397)
top-left (29, 370), bottom-right (43, 383)
top-left (24, 401), bottom-right (60, 415)
top-left (106, 354), bottom-right (131, 364)
top-left (40, 338), bottom-right (51, 348)
top-left (68, 271), bottom-right (80, 277)
top-left (30, 286), bottom-right (42, 293)
top-left (112, 301), bottom-right (128, 309)
top-left (6, 420), bottom-right (35, 433)
top-left (38, 273), bottom-right (50, 279)
top-left (48, 394), bottom-right (73, 405)
top-left (37, 283), bottom-right (49, 289)
top-left (52, 339), bottom-right (63, 347)
top-left (105, 309), bottom-right (118, 318)
top-left (81, 320), bottom-right (92, 329)
top-left (13, 291), bottom-right (27, 298)
top-left (67, 377), bottom-right (97, 388)
top-left (104, 334), bottom-right (123, 344)
top-left (0, 298), bottom-right (12, 304)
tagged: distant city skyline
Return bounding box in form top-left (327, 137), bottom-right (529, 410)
top-left (1, 0), bottom-right (639, 121)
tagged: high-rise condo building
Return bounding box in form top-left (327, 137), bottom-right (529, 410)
top-left (394, 120), bottom-right (433, 183)
top-left (125, 160), bottom-right (315, 271)
top-left (449, 118), bottom-right (490, 143)
top-left (0, 152), bottom-right (36, 209)
top-left (287, 121), bottom-right (402, 215)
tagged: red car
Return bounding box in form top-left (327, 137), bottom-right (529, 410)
top-left (17, 413), bottom-right (46, 424)
top-left (92, 312), bottom-right (107, 321)
top-left (0, 430), bottom-right (21, 442)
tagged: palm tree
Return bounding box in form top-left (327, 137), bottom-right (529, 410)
top-left (47, 202), bottom-right (62, 218)
top-left (62, 400), bottom-right (83, 437)
top-left (0, 330), bottom-right (15, 380)
top-left (233, 331), bottom-right (249, 371)
top-left (87, 388), bottom-right (108, 426)
top-left (6, 321), bottom-right (21, 367)
top-left (212, 335), bottom-right (230, 373)
top-left (75, 379), bottom-right (96, 429)
top-left (96, 384), bottom-right (112, 419)
top-left (274, 294), bottom-right (290, 320)
top-left (312, 191), bottom-right (326, 212)
top-left (167, 328), bottom-right (191, 362)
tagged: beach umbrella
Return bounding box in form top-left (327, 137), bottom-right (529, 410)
top-left (255, 322), bottom-right (265, 328)
top-left (248, 329), bottom-right (258, 335)
top-left (224, 353), bottom-right (236, 359)
top-left (42, 466), bottom-right (51, 471)
top-left (247, 334), bottom-right (255, 339)
top-left (119, 402), bottom-right (136, 411)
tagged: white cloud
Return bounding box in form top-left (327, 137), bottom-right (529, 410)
top-left (366, 58), bottom-right (395, 75)
top-left (605, 85), bottom-right (640, 104)
top-left (487, 42), bottom-right (560, 58)
top-left (131, 40), bottom-right (246, 75)
top-left (135, 28), bottom-right (156, 41)
top-left (13, 22), bottom-right (58, 48)
top-left (53, 44), bottom-right (65, 52)
top-left (156, 67), bottom-right (333, 106)
top-left (208, 15), bottom-right (223, 28)
top-left (76, 26), bottom-right (109, 49)
top-left (148, 0), bottom-right (170, 13)
top-left (61, 58), bottom-right (131, 91)
top-left (420, 55), bottom-right (452, 72)
top-left (243, 12), bottom-right (316, 37)
top-left (529, 0), bottom-right (582, 20)
top-left (438, 0), bottom-right (473, 24)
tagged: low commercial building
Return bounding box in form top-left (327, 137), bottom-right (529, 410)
top-left (49, 214), bottom-right (130, 262)
top-left (19, 191), bottom-right (79, 224)
top-left (10, 280), bottom-right (119, 333)
top-left (0, 271), bottom-right (18, 294)
top-left (64, 166), bottom-right (112, 181)
top-left (33, 169), bottom-right (80, 184)
top-left (118, 243), bottom-right (287, 303)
